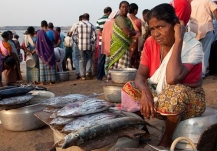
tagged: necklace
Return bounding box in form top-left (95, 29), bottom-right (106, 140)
top-left (160, 47), bottom-right (164, 63)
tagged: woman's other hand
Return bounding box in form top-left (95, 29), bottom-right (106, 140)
top-left (174, 20), bottom-right (185, 42)
top-left (140, 88), bottom-right (155, 119)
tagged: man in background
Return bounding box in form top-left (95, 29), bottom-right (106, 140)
top-left (72, 13), bottom-right (97, 80)
top-left (189, 0), bottom-right (217, 78)
top-left (96, 7), bottom-right (112, 80)
top-left (48, 22), bottom-right (61, 47)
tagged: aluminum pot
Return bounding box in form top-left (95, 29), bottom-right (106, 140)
top-left (57, 71), bottom-right (69, 82)
top-left (103, 86), bottom-right (122, 103)
top-left (110, 68), bottom-right (137, 84)
top-left (172, 107), bottom-right (217, 150)
top-left (0, 91), bottom-right (55, 131)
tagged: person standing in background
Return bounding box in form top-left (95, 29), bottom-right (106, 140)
top-left (96, 7), bottom-right (112, 80)
top-left (63, 32), bottom-right (74, 71)
top-left (13, 34), bottom-right (22, 63)
top-left (72, 13), bottom-right (97, 80)
top-left (48, 22), bottom-right (61, 48)
top-left (189, 0), bottom-right (217, 78)
top-left (128, 3), bottom-right (142, 69)
top-left (0, 31), bottom-right (22, 86)
top-left (170, 0), bottom-right (191, 26)
top-left (36, 20), bottom-right (56, 85)
top-left (69, 15), bottom-right (83, 79)
top-left (140, 9), bottom-right (150, 50)
top-left (56, 27), bottom-right (65, 49)
top-left (23, 26), bottom-right (40, 84)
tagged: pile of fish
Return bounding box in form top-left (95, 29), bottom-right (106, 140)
top-left (0, 86), bottom-right (36, 110)
top-left (39, 94), bottom-right (155, 150)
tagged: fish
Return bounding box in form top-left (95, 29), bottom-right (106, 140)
top-left (0, 94), bottom-right (35, 106)
top-left (0, 86), bottom-right (17, 91)
top-left (40, 94), bottom-right (91, 108)
top-left (51, 117), bottom-right (146, 150)
top-left (0, 87), bottom-right (34, 100)
top-left (61, 112), bottom-right (118, 133)
top-left (50, 117), bottom-right (74, 126)
top-left (57, 99), bottom-right (115, 117)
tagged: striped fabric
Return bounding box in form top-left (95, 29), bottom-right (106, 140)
top-left (39, 58), bottom-right (56, 83)
top-left (72, 20), bottom-right (97, 51)
top-left (96, 15), bottom-right (109, 46)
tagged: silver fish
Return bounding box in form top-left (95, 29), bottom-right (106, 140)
top-left (51, 117), bottom-right (146, 150)
top-left (0, 94), bottom-right (34, 106)
top-left (62, 112), bottom-right (118, 133)
top-left (57, 99), bottom-right (115, 117)
top-left (50, 117), bottom-right (74, 126)
top-left (40, 94), bottom-right (97, 108)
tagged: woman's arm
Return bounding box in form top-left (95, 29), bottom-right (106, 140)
top-left (166, 21), bottom-right (189, 84)
top-left (135, 65), bottom-right (155, 119)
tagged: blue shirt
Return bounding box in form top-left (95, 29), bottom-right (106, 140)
top-left (46, 30), bottom-right (55, 42)
top-left (59, 33), bottom-right (65, 48)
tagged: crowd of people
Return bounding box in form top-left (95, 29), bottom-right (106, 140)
top-left (0, 0), bottom-right (217, 149)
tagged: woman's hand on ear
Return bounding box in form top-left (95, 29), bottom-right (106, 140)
top-left (174, 20), bottom-right (186, 42)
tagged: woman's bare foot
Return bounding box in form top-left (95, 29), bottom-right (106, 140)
top-left (40, 82), bottom-right (46, 85)
top-left (49, 82), bottom-right (55, 85)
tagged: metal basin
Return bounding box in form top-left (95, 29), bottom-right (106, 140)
top-left (173, 107), bottom-right (217, 150)
top-left (110, 68), bottom-right (137, 84)
top-left (0, 91), bottom-right (55, 131)
top-left (57, 71), bottom-right (69, 82)
top-left (103, 86), bottom-right (122, 103)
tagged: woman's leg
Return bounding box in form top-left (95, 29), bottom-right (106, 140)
top-left (158, 114), bottom-right (182, 147)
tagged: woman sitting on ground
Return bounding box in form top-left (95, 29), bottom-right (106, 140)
top-left (121, 3), bottom-right (205, 149)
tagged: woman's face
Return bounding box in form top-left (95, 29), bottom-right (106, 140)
top-left (120, 2), bottom-right (129, 16)
top-left (149, 17), bottom-right (175, 47)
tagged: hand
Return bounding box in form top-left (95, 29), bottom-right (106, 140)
top-left (140, 88), bottom-right (155, 119)
top-left (174, 20), bottom-right (186, 42)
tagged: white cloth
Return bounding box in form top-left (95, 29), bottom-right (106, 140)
top-left (64, 36), bottom-right (72, 47)
top-left (148, 32), bottom-right (203, 95)
top-left (24, 35), bottom-right (35, 47)
top-left (54, 47), bottom-right (65, 72)
top-left (108, 10), bottom-right (119, 19)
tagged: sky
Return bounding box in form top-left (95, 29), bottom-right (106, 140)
top-left (1, 0), bottom-right (170, 27)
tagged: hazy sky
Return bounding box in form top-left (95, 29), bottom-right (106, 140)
top-left (1, 0), bottom-right (170, 27)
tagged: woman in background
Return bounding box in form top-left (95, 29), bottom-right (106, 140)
top-left (107, 1), bottom-right (136, 70)
top-left (0, 31), bottom-right (22, 86)
top-left (24, 26), bottom-right (40, 84)
top-left (128, 3), bottom-right (142, 69)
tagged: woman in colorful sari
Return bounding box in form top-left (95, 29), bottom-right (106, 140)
top-left (128, 3), bottom-right (142, 69)
top-left (121, 4), bottom-right (205, 149)
top-left (36, 20), bottom-right (56, 85)
top-left (0, 31), bottom-right (22, 86)
top-left (107, 1), bottom-right (136, 70)
top-left (24, 26), bottom-right (40, 84)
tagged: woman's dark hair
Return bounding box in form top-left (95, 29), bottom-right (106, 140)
top-left (1, 31), bottom-right (10, 39)
top-left (7, 30), bottom-right (13, 35)
top-left (129, 3), bottom-right (138, 14)
top-left (27, 26), bottom-right (35, 35)
top-left (147, 3), bottom-right (179, 26)
top-left (119, 1), bottom-right (129, 8)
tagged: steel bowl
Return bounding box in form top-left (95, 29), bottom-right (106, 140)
top-left (0, 91), bottom-right (55, 131)
top-left (172, 107), bottom-right (217, 150)
top-left (57, 71), bottom-right (69, 82)
top-left (103, 86), bottom-right (122, 103)
top-left (110, 68), bottom-right (137, 84)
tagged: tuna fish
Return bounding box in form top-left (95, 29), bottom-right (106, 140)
top-left (51, 117), bottom-right (146, 150)
top-left (40, 94), bottom-right (94, 108)
top-left (0, 94), bottom-right (35, 106)
top-left (0, 87), bottom-right (34, 100)
top-left (61, 112), bottom-right (118, 133)
top-left (56, 99), bottom-right (115, 117)
top-left (50, 117), bottom-right (74, 126)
